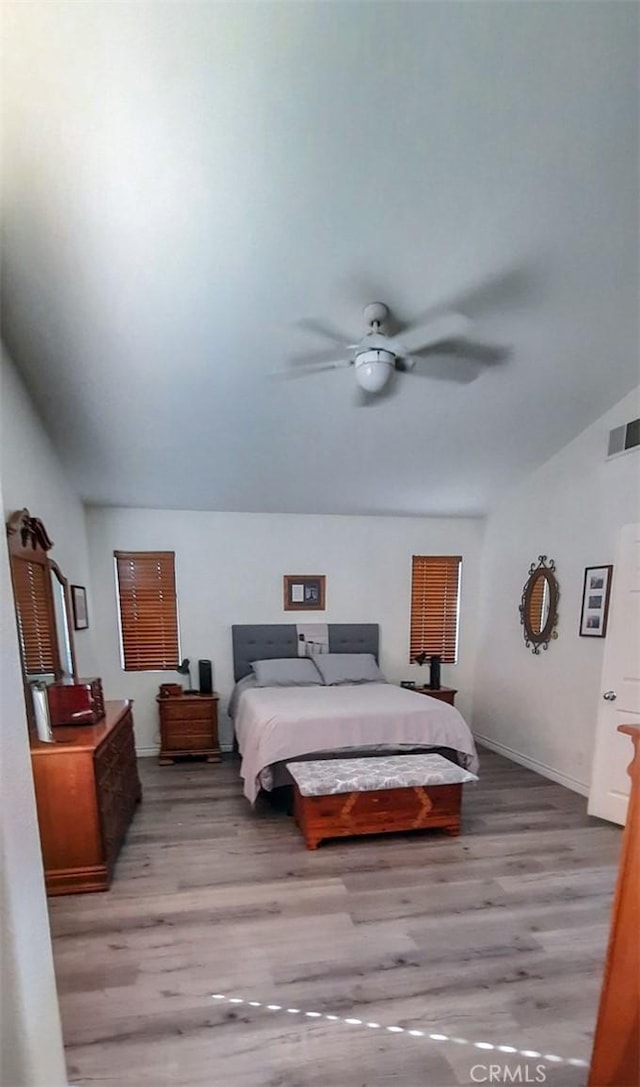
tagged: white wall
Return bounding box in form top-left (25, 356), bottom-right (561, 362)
top-left (1, 347), bottom-right (100, 1085)
top-left (1, 349), bottom-right (97, 677)
top-left (0, 471), bottom-right (67, 1087)
top-left (85, 507), bottom-right (486, 752)
top-left (473, 386), bottom-right (640, 793)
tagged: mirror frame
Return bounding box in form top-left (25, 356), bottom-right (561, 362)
top-left (519, 555), bottom-right (560, 654)
top-left (49, 558), bottom-right (78, 680)
top-left (6, 509), bottom-right (78, 732)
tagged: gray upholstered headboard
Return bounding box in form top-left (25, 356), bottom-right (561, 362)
top-left (231, 624), bottom-right (379, 681)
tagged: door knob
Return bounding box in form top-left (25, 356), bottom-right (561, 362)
top-left (603, 690), bottom-right (617, 701)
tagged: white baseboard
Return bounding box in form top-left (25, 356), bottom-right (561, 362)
top-left (473, 732), bottom-right (589, 797)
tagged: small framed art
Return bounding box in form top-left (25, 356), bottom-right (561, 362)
top-left (283, 574), bottom-right (326, 611)
top-left (579, 565), bottom-right (613, 638)
top-left (71, 584), bottom-right (89, 630)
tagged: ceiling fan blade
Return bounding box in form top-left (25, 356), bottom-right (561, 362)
top-left (445, 266), bottom-right (532, 315)
top-left (404, 358), bottom-right (479, 385)
top-left (399, 339), bottom-right (510, 384)
top-left (289, 346), bottom-right (354, 367)
top-left (270, 359), bottom-right (352, 380)
top-left (395, 266), bottom-right (532, 336)
top-left (294, 317), bottom-right (354, 348)
top-left (400, 313), bottom-right (472, 354)
top-left (412, 339), bottom-right (511, 365)
top-left (395, 356), bottom-right (417, 373)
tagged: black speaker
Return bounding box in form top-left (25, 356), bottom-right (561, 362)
top-left (198, 659), bottom-right (213, 695)
top-left (429, 655), bottom-right (441, 690)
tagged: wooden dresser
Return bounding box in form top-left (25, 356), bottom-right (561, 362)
top-left (157, 692), bottom-right (220, 764)
top-left (30, 700), bottom-right (142, 895)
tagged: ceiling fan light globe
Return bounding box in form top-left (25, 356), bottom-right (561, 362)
top-left (355, 350), bottom-right (394, 393)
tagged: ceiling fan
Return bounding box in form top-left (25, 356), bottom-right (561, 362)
top-left (276, 300), bottom-right (509, 404)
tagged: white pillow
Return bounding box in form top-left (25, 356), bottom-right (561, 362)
top-left (313, 653), bottom-right (385, 686)
top-left (251, 658), bottom-right (321, 687)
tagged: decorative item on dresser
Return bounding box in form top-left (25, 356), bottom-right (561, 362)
top-left (413, 650), bottom-right (442, 690)
top-left (157, 691), bottom-right (220, 764)
top-left (198, 658), bottom-right (213, 695)
top-left (176, 657), bottom-right (197, 693)
top-left (47, 676), bottom-right (105, 726)
top-left (29, 700), bottom-right (141, 895)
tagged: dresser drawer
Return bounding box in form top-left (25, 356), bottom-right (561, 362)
top-left (95, 709), bottom-right (142, 870)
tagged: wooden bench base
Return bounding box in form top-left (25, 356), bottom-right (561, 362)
top-left (293, 782), bottom-right (462, 849)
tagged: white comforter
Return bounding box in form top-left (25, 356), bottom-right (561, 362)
top-left (235, 682), bottom-right (479, 803)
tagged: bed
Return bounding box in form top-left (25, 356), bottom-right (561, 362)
top-left (230, 623), bottom-right (479, 804)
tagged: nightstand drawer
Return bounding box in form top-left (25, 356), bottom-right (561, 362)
top-left (160, 700), bottom-right (207, 723)
top-left (163, 721), bottom-right (213, 750)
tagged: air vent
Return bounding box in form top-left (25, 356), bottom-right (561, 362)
top-left (607, 417), bottom-right (639, 459)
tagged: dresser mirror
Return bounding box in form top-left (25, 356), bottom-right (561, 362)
top-left (50, 559), bottom-right (76, 678)
top-left (6, 510), bottom-right (78, 725)
top-left (519, 555), bottom-right (559, 654)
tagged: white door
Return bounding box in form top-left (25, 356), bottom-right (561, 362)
top-left (588, 523), bottom-right (640, 824)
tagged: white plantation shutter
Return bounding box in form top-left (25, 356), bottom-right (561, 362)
top-left (410, 555), bottom-right (461, 664)
top-left (115, 551), bottom-right (180, 671)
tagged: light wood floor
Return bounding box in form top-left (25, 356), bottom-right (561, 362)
top-left (49, 748), bottom-right (621, 1087)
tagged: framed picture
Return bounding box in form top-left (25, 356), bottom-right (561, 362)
top-left (579, 565), bottom-right (613, 638)
top-left (70, 584), bottom-right (89, 630)
top-left (283, 574), bottom-right (326, 612)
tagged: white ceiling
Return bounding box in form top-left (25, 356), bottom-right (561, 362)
top-left (2, 1), bottom-right (638, 517)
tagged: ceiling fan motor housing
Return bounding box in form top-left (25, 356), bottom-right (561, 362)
top-left (355, 349), bottom-right (395, 392)
top-left (363, 301), bottom-right (389, 328)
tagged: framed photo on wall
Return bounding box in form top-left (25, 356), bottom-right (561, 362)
top-left (70, 584), bottom-right (89, 630)
top-left (579, 565), bottom-right (613, 638)
top-left (283, 574), bottom-right (326, 611)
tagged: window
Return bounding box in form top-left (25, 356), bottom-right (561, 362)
top-left (12, 558), bottom-right (59, 675)
top-left (410, 555), bottom-right (462, 664)
top-left (115, 551), bottom-right (180, 671)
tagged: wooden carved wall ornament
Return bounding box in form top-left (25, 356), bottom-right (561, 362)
top-left (6, 508), bottom-right (54, 555)
top-left (519, 555), bottom-right (560, 654)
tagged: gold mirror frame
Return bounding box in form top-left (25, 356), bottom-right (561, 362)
top-left (519, 555), bottom-right (560, 654)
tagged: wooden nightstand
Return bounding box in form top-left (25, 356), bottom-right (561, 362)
top-left (413, 686), bottom-right (457, 706)
top-left (156, 693), bottom-right (220, 764)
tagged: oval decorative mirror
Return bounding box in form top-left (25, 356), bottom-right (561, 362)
top-left (519, 555), bottom-right (560, 654)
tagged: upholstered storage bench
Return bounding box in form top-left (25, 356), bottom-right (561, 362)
top-left (287, 754), bottom-right (477, 850)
